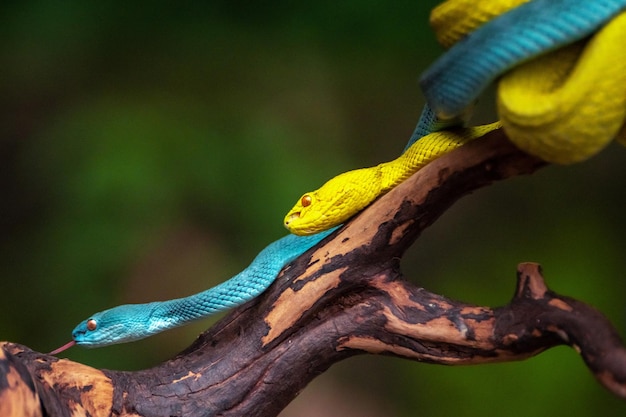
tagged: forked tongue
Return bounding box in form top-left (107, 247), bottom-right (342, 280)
top-left (49, 340), bottom-right (76, 355)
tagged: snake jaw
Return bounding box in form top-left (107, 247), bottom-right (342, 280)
top-left (284, 209), bottom-right (317, 236)
top-left (284, 192), bottom-right (319, 235)
top-left (284, 211), bottom-right (301, 226)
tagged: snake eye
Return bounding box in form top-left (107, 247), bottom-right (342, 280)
top-left (86, 319), bottom-right (97, 331)
top-left (301, 195), bottom-right (312, 207)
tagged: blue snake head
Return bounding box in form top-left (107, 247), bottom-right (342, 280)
top-left (71, 302), bottom-right (163, 347)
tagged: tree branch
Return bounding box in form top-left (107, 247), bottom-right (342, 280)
top-left (2, 128), bottom-right (625, 416)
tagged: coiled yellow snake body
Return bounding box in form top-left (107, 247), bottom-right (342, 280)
top-left (426, 0), bottom-right (626, 164)
top-left (499, 14), bottom-right (626, 164)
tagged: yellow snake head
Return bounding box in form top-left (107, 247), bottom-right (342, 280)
top-left (284, 122), bottom-right (502, 236)
top-left (284, 167), bottom-right (383, 236)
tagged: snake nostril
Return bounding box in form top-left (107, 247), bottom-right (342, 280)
top-left (285, 213), bottom-right (301, 225)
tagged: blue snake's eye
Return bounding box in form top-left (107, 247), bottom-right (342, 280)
top-left (301, 195), bottom-right (312, 207)
top-left (87, 319), bottom-right (97, 331)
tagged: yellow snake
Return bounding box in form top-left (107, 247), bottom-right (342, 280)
top-left (284, 122), bottom-right (500, 235)
top-left (285, 0), bottom-right (626, 236)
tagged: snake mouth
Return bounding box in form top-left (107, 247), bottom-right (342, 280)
top-left (284, 212), bottom-right (301, 226)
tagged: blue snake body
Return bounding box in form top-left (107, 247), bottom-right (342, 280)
top-left (70, 228), bottom-right (337, 347)
top-left (53, 0), bottom-right (625, 351)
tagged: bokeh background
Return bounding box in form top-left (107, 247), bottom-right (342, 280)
top-left (2, 1), bottom-right (625, 416)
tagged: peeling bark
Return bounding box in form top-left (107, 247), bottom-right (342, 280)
top-left (2, 128), bottom-right (625, 416)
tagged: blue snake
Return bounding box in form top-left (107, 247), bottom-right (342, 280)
top-left (50, 0), bottom-right (626, 353)
top-left (51, 228), bottom-right (338, 352)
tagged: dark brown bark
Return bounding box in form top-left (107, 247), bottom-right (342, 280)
top-left (2, 128), bottom-right (625, 416)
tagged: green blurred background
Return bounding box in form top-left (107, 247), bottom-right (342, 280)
top-left (1, 1), bottom-right (625, 416)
